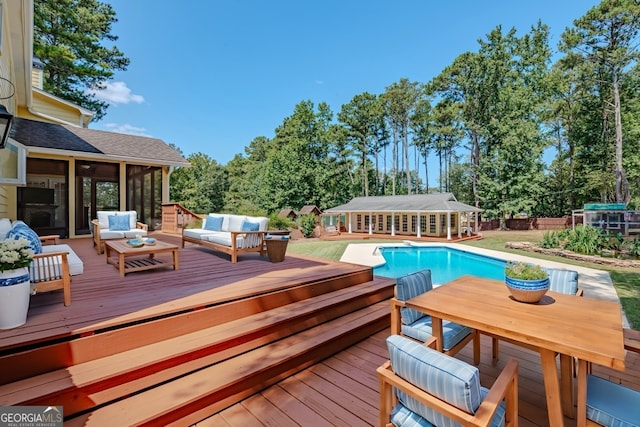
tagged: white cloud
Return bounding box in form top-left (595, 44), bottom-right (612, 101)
top-left (87, 81), bottom-right (144, 105)
top-left (315, 79), bottom-right (324, 85)
top-left (102, 123), bottom-right (152, 137)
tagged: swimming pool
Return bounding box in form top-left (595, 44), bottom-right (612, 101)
top-left (373, 246), bottom-right (506, 283)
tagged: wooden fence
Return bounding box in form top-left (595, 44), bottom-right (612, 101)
top-left (479, 216), bottom-right (579, 231)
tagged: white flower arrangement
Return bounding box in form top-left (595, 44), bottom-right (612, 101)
top-left (0, 237), bottom-right (35, 272)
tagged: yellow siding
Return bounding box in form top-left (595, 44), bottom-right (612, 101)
top-left (31, 67), bottom-right (43, 89)
top-left (31, 92), bottom-right (83, 125)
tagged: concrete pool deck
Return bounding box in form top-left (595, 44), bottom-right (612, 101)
top-left (341, 240), bottom-right (626, 324)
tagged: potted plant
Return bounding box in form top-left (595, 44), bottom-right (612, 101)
top-left (504, 261), bottom-right (550, 303)
top-left (0, 237), bottom-right (34, 329)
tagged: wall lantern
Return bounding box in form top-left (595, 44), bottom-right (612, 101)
top-left (0, 76), bottom-right (15, 149)
top-left (0, 104), bottom-right (14, 149)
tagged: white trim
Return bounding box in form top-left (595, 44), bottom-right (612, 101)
top-left (25, 146), bottom-right (190, 167)
top-left (0, 138), bottom-right (27, 185)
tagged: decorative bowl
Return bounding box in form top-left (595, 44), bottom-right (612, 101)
top-left (505, 276), bottom-right (550, 303)
top-left (127, 239), bottom-right (144, 248)
top-left (143, 237), bottom-right (156, 245)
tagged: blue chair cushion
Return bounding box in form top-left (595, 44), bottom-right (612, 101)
top-left (386, 335), bottom-right (499, 427)
top-left (7, 221), bottom-right (42, 254)
top-left (241, 220), bottom-right (260, 232)
top-left (402, 317), bottom-right (472, 352)
top-left (204, 216), bottom-right (223, 231)
top-left (108, 215), bottom-right (131, 231)
top-left (396, 270), bottom-right (433, 325)
top-left (390, 391), bottom-right (506, 427)
top-left (587, 374), bottom-right (640, 427)
top-left (543, 267), bottom-right (579, 295)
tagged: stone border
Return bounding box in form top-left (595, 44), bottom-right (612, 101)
top-left (505, 242), bottom-right (640, 268)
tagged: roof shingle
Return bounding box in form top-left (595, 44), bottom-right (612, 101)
top-left (10, 118), bottom-right (189, 166)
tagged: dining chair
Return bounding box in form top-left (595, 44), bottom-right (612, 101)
top-left (491, 267), bottom-right (581, 364)
top-left (390, 269), bottom-right (480, 364)
top-left (377, 334), bottom-right (519, 427)
top-left (581, 328), bottom-right (640, 426)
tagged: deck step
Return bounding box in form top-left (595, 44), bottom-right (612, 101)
top-left (0, 268), bottom-right (376, 385)
top-left (0, 277), bottom-right (394, 422)
top-left (65, 301), bottom-right (391, 426)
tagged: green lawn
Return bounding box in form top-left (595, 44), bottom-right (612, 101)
top-left (287, 232), bottom-right (640, 329)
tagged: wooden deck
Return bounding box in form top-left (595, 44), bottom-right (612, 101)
top-left (0, 232), bottom-right (638, 426)
top-left (0, 233), bottom-right (371, 350)
top-left (203, 330), bottom-right (640, 427)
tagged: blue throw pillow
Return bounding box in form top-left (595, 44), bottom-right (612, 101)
top-left (204, 216), bottom-right (223, 231)
top-left (108, 215), bottom-right (131, 231)
top-left (8, 221), bottom-right (42, 254)
top-left (241, 220), bottom-right (259, 232)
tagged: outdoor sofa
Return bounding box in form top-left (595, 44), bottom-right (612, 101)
top-left (181, 213), bottom-right (268, 263)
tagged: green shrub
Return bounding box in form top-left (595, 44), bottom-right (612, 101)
top-left (601, 230), bottom-right (625, 251)
top-left (267, 213), bottom-right (295, 231)
top-left (563, 225), bottom-right (604, 255)
top-left (299, 214), bottom-right (317, 238)
top-left (541, 231), bottom-right (560, 248)
top-left (629, 237), bottom-right (640, 257)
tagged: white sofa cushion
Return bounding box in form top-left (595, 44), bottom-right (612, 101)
top-left (183, 228), bottom-right (218, 240)
top-left (226, 215), bottom-right (247, 232)
top-left (246, 216), bottom-right (268, 231)
top-left (205, 232), bottom-right (239, 247)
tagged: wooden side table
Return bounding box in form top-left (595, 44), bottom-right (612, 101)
top-left (264, 234), bottom-right (290, 263)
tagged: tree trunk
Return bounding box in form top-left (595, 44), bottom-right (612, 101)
top-left (471, 130), bottom-right (480, 208)
top-left (613, 70), bottom-right (630, 204)
top-left (404, 129), bottom-right (411, 195)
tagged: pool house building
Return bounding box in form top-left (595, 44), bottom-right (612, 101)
top-left (322, 193), bottom-right (482, 240)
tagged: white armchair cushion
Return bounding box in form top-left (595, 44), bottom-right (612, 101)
top-left (97, 211), bottom-right (118, 230)
top-left (43, 244), bottom-right (84, 276)
top-left (0, 218), bottom-right (12, 239)
top-left (97, 211), bottom-right (137, 230)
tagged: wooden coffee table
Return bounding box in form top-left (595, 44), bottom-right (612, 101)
top-left (104, 239), bottom-right (179, 277)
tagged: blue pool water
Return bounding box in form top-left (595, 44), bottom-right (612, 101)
top-left (373, 246), bottom-right (506, 284)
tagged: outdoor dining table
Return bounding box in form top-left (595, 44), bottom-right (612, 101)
top-left (404, 275), bottom-right (626, 427)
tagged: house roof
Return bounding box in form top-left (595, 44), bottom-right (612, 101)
top-left (324, 193), bottom-right (482, 213)
top-left (10, 118), bottom-right (189, 167)
top-left (299, 205), bottom-right (321, 215)
top-left (278, 209), bottom-right (297, 218)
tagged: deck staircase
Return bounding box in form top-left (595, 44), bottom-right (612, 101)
top-left (0, 266), bottom-right (394, 426)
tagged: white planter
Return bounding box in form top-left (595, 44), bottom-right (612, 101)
top-left (0, 267), bottom-right (31, 329)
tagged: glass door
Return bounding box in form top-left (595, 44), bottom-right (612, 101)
top-left (75, 161), bottom-right (119, 235)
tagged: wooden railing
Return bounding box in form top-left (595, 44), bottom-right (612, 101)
top-left (161, 202), bottom-right (202, 233)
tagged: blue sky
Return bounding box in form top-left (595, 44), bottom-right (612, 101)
top-left (94, 0), bottom-right (600, 183)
